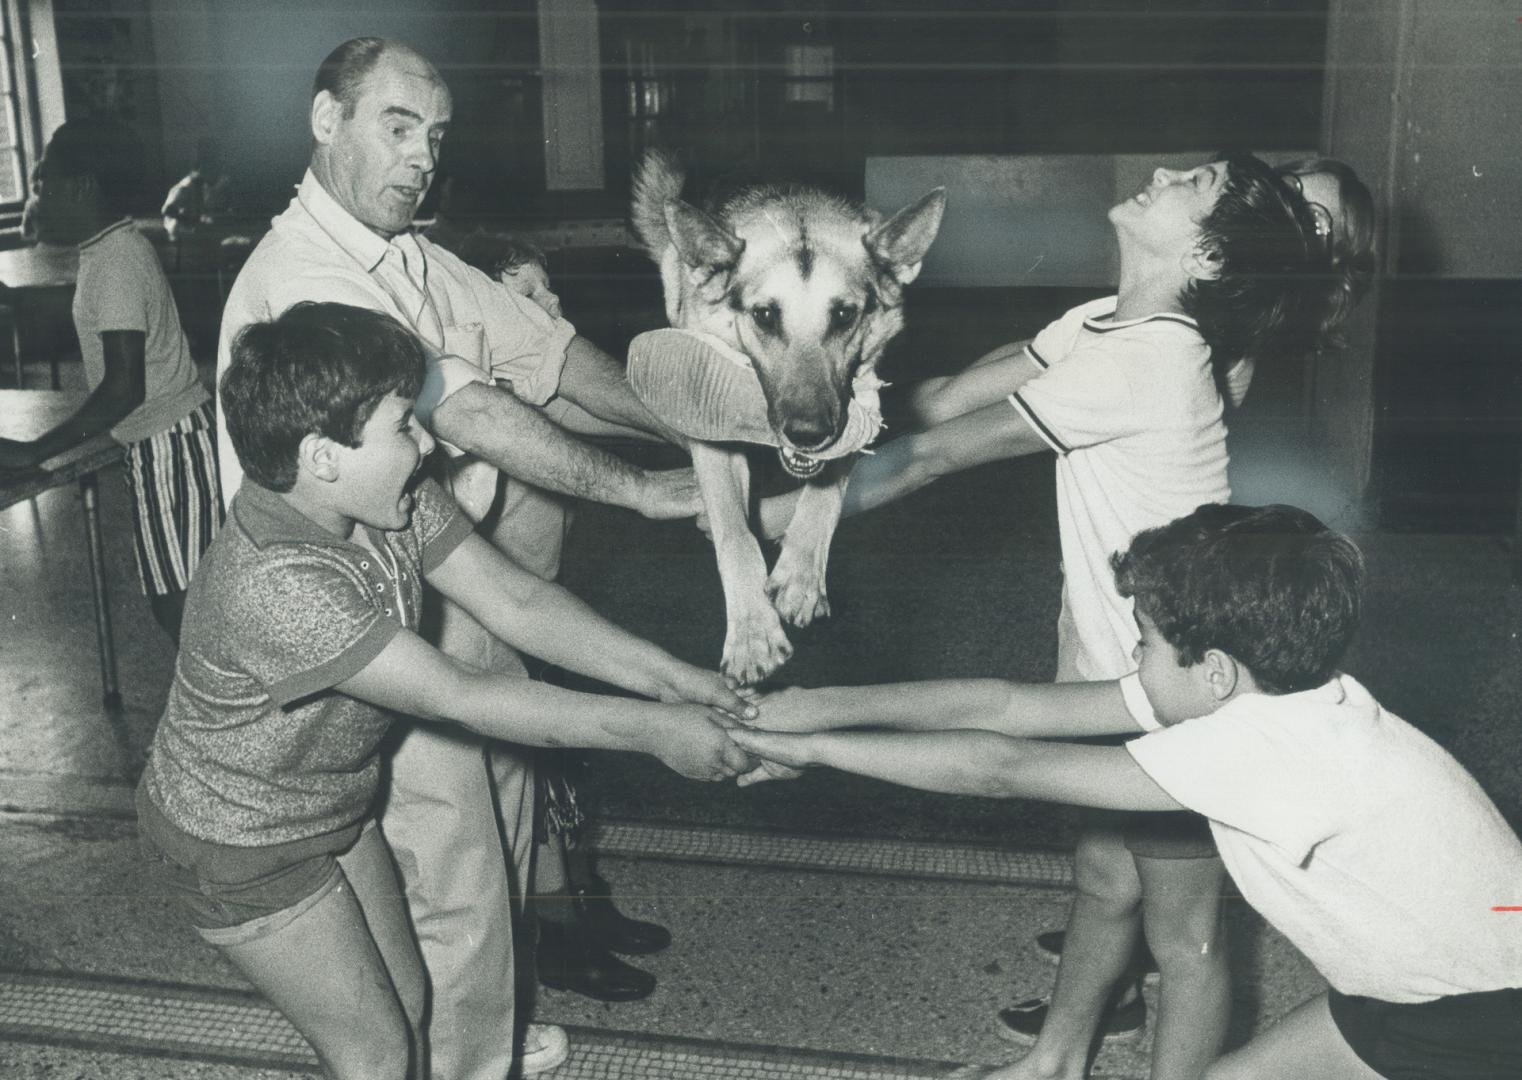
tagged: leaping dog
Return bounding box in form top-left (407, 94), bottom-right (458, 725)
top-left (630, 152), bottom-right (945, 683)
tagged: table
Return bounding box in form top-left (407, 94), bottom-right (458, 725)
top-left (0, 390), bottom-right (126, 707)
top-left (0, 243), bottom-right (78, 389)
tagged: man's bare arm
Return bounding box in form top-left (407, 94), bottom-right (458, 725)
top-left (556, 335), bottom-right (687, 445)
top-left (430, 380), bottom-right (698, 519)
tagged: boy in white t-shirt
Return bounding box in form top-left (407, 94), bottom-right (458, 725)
top-left (732, 502), bottom-right (1522, 1080)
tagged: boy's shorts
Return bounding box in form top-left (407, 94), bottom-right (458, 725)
top-left (1329, 986), bottom-right (1522, 1079)
top-left (136, 783), bottom-right (364, 946)
top-left (1124, 809), bottom-right (1218, 860)
top-left (122, 401), bottom-right (223, 596)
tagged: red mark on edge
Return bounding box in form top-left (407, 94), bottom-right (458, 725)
top-left (1493, 906), bottom-right (1522, 911)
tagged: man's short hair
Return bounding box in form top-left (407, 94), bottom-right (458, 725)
top-left (1181, 152), bottom-right (1333, 376)
top-left (313, 37), bottom-right (390, 116)
top-left (1112, 503), bottom-right (1364, 695)
top-left (221, 302), bottom-right (428, 492)
top-left (36, 117), bottom-right (147, 214)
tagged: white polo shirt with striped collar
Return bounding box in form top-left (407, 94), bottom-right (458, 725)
top-left (1008, 295), bottom-right (1232, 681)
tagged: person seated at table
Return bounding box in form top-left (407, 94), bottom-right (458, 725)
top-left (161, 136), bottom-right (232, 246)
top-left (0, 117), bottom-right (222, 643)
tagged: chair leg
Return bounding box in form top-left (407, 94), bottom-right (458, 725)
top-left (6, 312), bottom-right (19, 389)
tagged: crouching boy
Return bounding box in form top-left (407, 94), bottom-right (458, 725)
top-left (137, 301), bottom-right (756, 1080)
top-left (732, 503), bottom-right (1522, 1080)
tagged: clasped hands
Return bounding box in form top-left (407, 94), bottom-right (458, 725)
top-left (652, 664), bottom-right (821, 787)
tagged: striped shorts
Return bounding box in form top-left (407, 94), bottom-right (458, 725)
top-left (122, 401), bottom-right (223, 596)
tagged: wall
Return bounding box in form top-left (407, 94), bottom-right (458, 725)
top-left (126, 0), bottom-right (538, 209)
top-left (1322, 0), bottom-right (1522, 530)
top-left (866, 151), bottom-right (1314, 289)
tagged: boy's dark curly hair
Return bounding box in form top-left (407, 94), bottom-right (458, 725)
top-left (222, 302), bottom-right (428, 492)
top-left (1181, 153), bottom-right (1335, 384)
top-left (1112, 503), bottom-right (1364, 695)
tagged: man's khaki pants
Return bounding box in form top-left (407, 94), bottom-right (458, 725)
top-left (380, 466), bottom-right (570, 1080)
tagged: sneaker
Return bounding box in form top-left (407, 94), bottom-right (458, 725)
top-left (1034, 929), bottom-right (1161, 986)
top-left (995, 994), bottom-right (1146, 1045)
top-left (521, 1022), bottom-right (570, 1075)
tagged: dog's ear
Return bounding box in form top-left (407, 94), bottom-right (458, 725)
top-left (863, 188), bottom-right (946, 286)
top-left (664, 199), bottom-right (745, 271)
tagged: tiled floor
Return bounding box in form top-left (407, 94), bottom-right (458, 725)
top-left (0, 970), bottom-right (960, 1079)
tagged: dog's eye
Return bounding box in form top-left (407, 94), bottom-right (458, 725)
top-left (830, 303), bottom-right (860, 332)
top-left (749, 304), bottom-right (780, 333)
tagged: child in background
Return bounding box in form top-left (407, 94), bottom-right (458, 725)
top-left (732, 502), bottom-right (1522, 1080)
top-left (138, 301), bottom-right (755, 1080)
top-left (0, 117), bottom-right (221, 642)
top-left (446, 231), bottom-right (564, 320)
top-left (161, 136), bottom-right (231, 245)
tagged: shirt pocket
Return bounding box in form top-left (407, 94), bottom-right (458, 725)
top-left (441, 322), bottom-right (486, 375)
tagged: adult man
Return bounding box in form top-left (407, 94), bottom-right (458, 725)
top-left (216, 37), bottom-right (706, 1080)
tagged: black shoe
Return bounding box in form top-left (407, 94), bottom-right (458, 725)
top-left (573, 880), bottom-right (672, 956)
top-left (995, 992), bottom-right (1146, 1046)
top-left (1035, 929), bottom-right (1160, 986)
top-left (536, 918), bottom-right (657, 1002)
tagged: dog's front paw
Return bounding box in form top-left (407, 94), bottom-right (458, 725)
top-left (766, 562), bottom-right (831, 628)
top-left (722, 609), bottom-right (793, 685)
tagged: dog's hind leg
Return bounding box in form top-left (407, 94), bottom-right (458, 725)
top-left (692, 442), bottom-right (793, 684)
top-left (766, 461), bottom-right (849, 628)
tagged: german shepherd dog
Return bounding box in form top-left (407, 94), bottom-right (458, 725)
top-left (632, 152), bottom-right (945, 683)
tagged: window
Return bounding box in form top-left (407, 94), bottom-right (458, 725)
top-left (0, 0), bottom-right (56, 228)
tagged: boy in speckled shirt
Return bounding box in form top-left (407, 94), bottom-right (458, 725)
top-left (137, 301), bottom-right (756, 1080)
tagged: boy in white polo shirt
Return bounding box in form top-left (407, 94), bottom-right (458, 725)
top-left (732, 502), bottom-right (1522, 1080)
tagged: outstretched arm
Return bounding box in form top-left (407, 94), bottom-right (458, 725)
top-left (429, 380), bottom-right (699, 520)
top-left (0, 331), bottom-right (145, 470)
top-left (427, 529), bottom-right (751, 717)
top-left (751, 392), bottom-right (1052, 540)
top-left (728, 728), bottom-right (1183, 811)
top-left (753, 678), bottom-right (1136, 739)
top-left (339, 629), bottom-right (753, 781)
top-left (841, 397), bottom-right (1052, 518)
top-left (901, 338), bottom-right (1038, 427)
top-left (556, 335), bottom-right (687, 445)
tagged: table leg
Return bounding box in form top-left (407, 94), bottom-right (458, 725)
top-left (78, 473), bottom-right (122, 709)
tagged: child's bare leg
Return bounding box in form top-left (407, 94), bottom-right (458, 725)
top-left (989, 819), bottom-right (1142, 1080)
top-left (1204, 994), bottom-right (1382, 1080)
top-left (1136, 855), bottom-right (1230, 1080)
top-left (220, 829), bottom-right (420, 1080)
top-left (336, 827), bottom-right (425, 1063)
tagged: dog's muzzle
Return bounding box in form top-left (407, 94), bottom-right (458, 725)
top-left (778, 446), bottom-right (827, 479)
